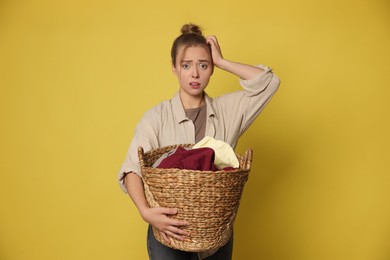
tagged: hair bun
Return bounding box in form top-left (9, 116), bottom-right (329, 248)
top-left (181, 23), bottom-right (203, 35)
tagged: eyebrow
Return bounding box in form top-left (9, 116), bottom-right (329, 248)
top-left (181, 59), bottom-right (210, 63)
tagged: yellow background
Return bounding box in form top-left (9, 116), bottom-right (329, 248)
top-left (1, 0), bottom-right (389, 259)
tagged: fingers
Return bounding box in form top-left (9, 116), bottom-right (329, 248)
top-left (206, 35), bottom-right (224, 67)
top-left (206, 35), bottom-right (218, 44)
top-left (160, 231), bottom-right (171, 244)
top-left (158, 221), bottom-right (190, 243)
top-left (168, 225), bottom-right (190, 237)
top-left (162, 209), bottom-right (190, 238)
top-left (159, 207), bottom-right (178, 216)
top-left (160, 228), bottom-right (189, 244)
top-left (160, 225), bottom-right (190, 242)
top-left (165, 229), bottom-right (189, 241)
top-left (206, 35), bottom-right (220, 49)
top-left (159, 208), bottom-right (190, 226)
top-left (148, 207), bottom-right (190, 242)
top-left (206, 36), bottom-right (219, 51)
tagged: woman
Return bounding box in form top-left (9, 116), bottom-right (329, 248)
top-left (118, 23), bottom-right (280, 260)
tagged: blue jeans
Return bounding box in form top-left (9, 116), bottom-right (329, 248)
top-left (147, 225), bottom-right (233, 260)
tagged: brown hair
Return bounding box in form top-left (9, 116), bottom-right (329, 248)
top-left (171, 23), bottom-right (209, 66)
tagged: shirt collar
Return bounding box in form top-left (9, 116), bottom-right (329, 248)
top-left (204, 92), bottom-right (216, 118)
top-left (171, 92), bottom-right (216, 124)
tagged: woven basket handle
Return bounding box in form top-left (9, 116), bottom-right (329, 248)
top-left (137, 146), bottom-right (146, 171)
top-left (243, 148), bottom-right (253, 170)
top-left (137, 146), bottom-right (160, 208)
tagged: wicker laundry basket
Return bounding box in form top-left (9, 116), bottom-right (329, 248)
top-left (138, 144), bottom-right (253, 252)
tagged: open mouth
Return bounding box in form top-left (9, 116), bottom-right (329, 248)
top-left (190, 82), bottom-right (201, 88)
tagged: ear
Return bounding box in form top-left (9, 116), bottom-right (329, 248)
top-left (172, 64), bottom-right (178, 76)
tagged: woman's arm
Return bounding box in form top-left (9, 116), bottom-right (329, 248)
top-left (207, 35), bottom-right (280, 139)
top-left (125, 172), bottom-right (190, 243)
top-left (206, 35), bottom-right (264, 80)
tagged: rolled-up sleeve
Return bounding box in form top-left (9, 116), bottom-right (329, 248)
top-left (239, 64), bottom-right (278, 96)
top-left (238, 64), bottom-right (280, 134)
top-left (117, 113), bottom-right (159, 194)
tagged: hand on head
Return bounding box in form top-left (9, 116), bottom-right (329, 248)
top-left (206, 35), bottom-right (224, 68)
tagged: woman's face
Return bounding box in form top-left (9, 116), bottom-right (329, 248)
top-left (172, 45), bottom-right (213, 99)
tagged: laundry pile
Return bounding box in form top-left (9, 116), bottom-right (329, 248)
top-left (152, 136), bottom-right (239, 171)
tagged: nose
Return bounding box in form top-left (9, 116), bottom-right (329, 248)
top-left (191, 66), bottom-right (199, 78)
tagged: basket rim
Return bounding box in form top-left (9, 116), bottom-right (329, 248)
top-left (140, 166), bottom-right (249, 174)
top-left (138, 143), bottom-right (253, 174)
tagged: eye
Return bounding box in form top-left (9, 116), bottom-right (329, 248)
top-left (199, 63), bottom-right (208, 70)
top-left (182, 64), bottom-right (190, 69)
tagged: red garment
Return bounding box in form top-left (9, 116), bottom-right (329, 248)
top-left (157, 147), bottom-right (218, 171)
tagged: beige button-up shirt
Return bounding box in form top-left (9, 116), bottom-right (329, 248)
top-left (118, 64), bottom-right (280, 193)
